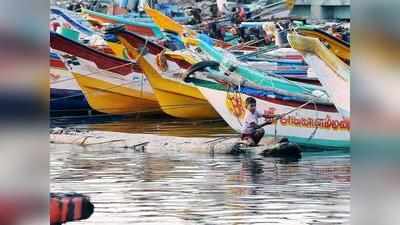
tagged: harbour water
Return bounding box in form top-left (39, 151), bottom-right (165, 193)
top-left (50, 116), bottom-right (350, 225)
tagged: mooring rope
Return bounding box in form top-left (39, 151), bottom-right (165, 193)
top-left (50, 77), bottom-right (147, 102)
top-left (50, 61), bottom-right (135, 85)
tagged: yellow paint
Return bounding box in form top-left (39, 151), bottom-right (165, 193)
top-left (182, 37), bottom-right (199, 47)
top-left (164, 51), bottom-right (197, 64)
top-left (144, 6), bottom-right (196, 36)
top-left (297, 29), bottom-right (350, 64)
top-left (118, 37), bottom-right (219, 119)
top-left (225, 92), bottom-right (245, 120)
top-left (106, 41), bottom-right (129, 60)
top-left (286, 0), bottom-right (295, 10)
top-left (287, 32), bottom-right (350, 81)
top-left (73, 73), bottom-right (160, 115)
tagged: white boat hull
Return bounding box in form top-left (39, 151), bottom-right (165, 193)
top-left (198, 86), bottom-right (350, 148)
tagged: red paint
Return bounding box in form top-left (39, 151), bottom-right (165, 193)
top-left (50, 32), bottom-right (134, 75)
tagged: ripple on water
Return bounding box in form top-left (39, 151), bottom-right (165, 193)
top-left (50, 118), bottom-right (350, 225)
top-left (51, 143), bottom-right (350, 225)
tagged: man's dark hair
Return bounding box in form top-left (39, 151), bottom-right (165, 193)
top-left (245, 97), bottom-right (256, 106)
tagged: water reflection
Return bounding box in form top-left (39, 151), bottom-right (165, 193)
top-left (51, 115), bottom-right (235, 138)
top-left (50, 116), bottom-right (349, 224)
top-left (51, 143), bottom-right (349, 225)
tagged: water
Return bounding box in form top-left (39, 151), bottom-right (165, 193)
top-left (50, 116), bottom-right (350, 225)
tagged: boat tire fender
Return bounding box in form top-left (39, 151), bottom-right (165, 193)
top-left (183, 60), bottom-right (220, 81)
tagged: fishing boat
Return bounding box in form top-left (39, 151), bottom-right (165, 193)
top-left (183, 37), bottom-right (325, 96)
top-left (143, 6), bottom-right (258, 51)
top-left (168, 36), bottom-right (350, 148)
top-left (50, 6), bottom-right (131, 60)
top-left (107, 28), bottom-right (349, 148)
top-left (181, 66), bottom-right (350, 149)
top-left (296, 26), bottom-right (350, 64)
top-left (222, 0), bottom-right (295, 19)
top-left (287, 32), bottom-right (350, 118)
top-left (109, 28), bottom-right (317, 117)
top-left (82, 8), bottom-right (165, 38)
top-left (50, 51), bottom-right (91, 114)
top-left (108, 29), bottom-right (219, 119)
top-left (205, 46), bottom-right (309, 76)
top-left (50, 32), bottom-right (160, 115)
top-left (50, 6), bottom-right (94, 37)
top-left (144, 5), bottom-right (310, 68)
top-left (141, 8), bottom-right (309, 76)
top-left (196, 83), bottom-right (349, 149)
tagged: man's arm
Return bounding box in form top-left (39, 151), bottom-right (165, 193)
top-left (260, 112), bottom-right (283, 127)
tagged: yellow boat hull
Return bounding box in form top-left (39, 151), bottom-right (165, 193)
top-left (144, 73), bottom-right (218, 119)
top-left (287, 32), bottom-right (350, 80)
top-left (297, 29), bottom-right (350, 64)
top-left (73, 73), bottom-right (161, 115)
top-left (117, 37), bottom-right (219, 119)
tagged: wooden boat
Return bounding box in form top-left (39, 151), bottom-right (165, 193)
top-left (296, 26), bottom-right (350, 64)
top-left (177, 53), bottom-right (349, 148)
top-left (185, 76), bottom-right (350, 149)
top-left (106, 28), bottom-right (349, 148)
top-left (144, 5), bottom-right (313, 73)
top-left (208, 48), bottom-right (309, 77)
top-left (50, 51), bottom-right (91, 114)
top-left (48, 15), bottom-right (132, 114)
top-left (287, 32), bottom-right (350, 118)
top-left (82, 8), bottom-right (165, 38)
top-left (50, 128), bottom-right (301, 158)
top-left (143, 6), bottom-right (258, 51)
top-left (50, 6), bottom-right (94, 37)
top-left (50, 32), bottom-right (160, 115)
top-left (50, 7), bottom-right (131, 60)
top-left (111, 29), bottom-right (219, 119)
top-left (224, 0), bottom-right (295, 19)
top-left (184, 37), bottom-right (327, 97)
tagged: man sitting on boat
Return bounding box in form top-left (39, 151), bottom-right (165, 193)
top-left (241, 97), bottom-right (280, 146)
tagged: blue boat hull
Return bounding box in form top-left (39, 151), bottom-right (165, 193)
top-left (50, 88), bottom-right (91, 113)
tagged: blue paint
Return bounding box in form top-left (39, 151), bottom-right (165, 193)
top-left (50, 7), bottom-right (94, 36)
top-left (50, 88), bottom-right (91, 113)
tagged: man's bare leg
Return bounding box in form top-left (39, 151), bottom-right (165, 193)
top-left (253, 129), bottom-right (265, 146)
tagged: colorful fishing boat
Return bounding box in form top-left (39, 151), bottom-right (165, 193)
top-left (144, 5), bottom-right (311, 70)
top-left (82, 8), bottom-right (165, 38)
top-left (50, 6), bottom-right (94, 37)
top-left (50, 51), bottom-right (91, 114)
top-left (296, 26), bottom-right (350, 64)
top-left (135, 9), bottom-right (309, 76)
top-left (223, 0), bottom-right (295, 19)
top-left (194, 79), bottom-right (350, 149)
top-left (111, 29), bottom-right (219, 119)
top-left (287, 32), bottom-right (350, 118)
top-left (180, 64), bottom-right (349, 149)
top-left (143, 6), bottom-right (258, 51)
top-left (205, 47), bottom-right (309, 76)
top-left (50, 6), bottom-right (131, 59)
top-left (183, 37), bottom-right (326, 97)
top-left (50, 32), bottom-right (160, 115)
